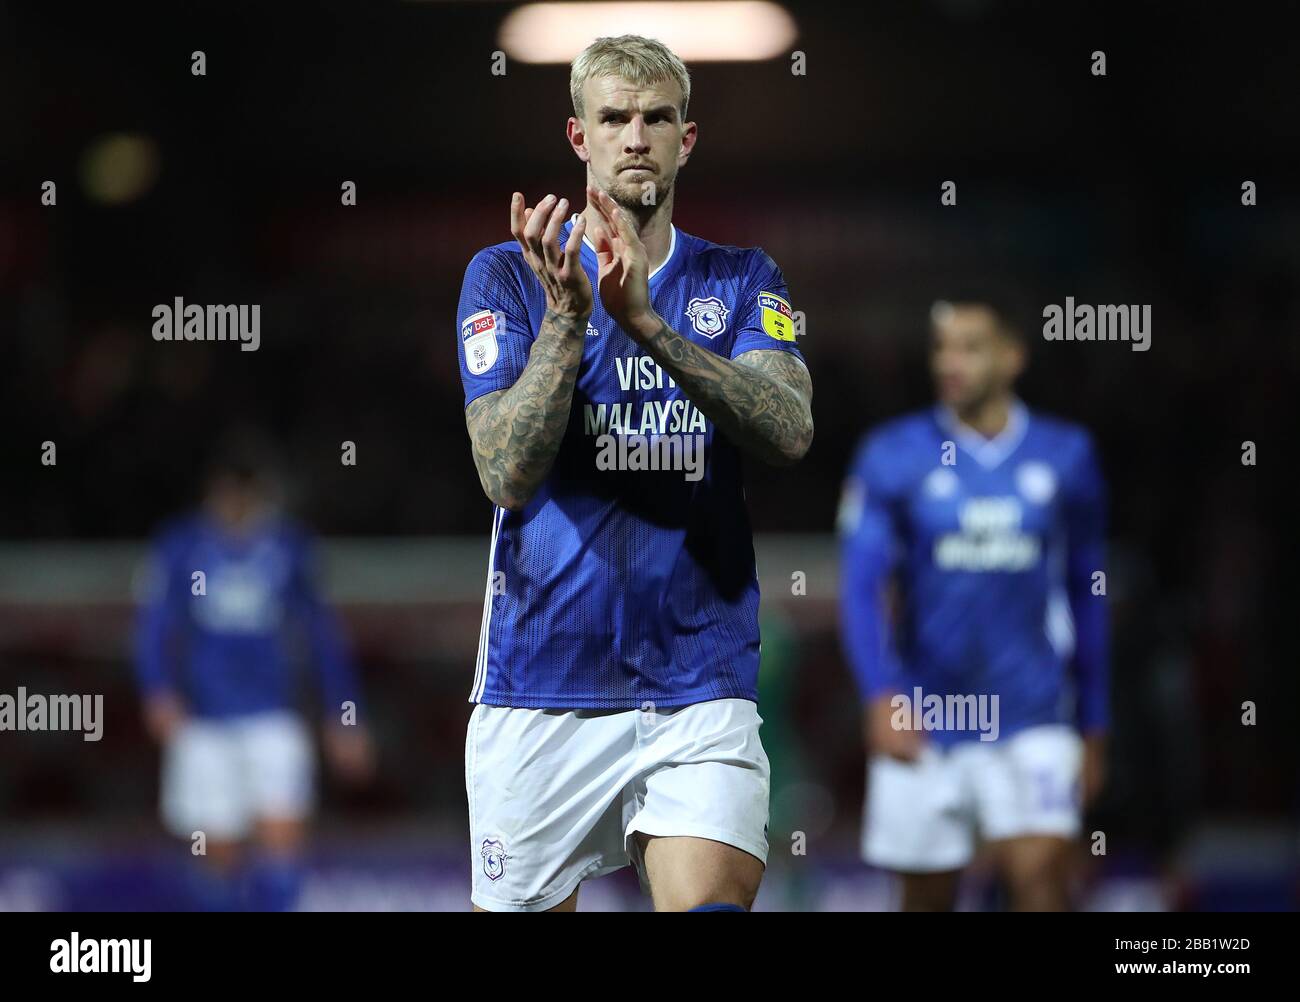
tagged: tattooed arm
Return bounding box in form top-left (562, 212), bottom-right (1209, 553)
top-left (463, 191), bottom-right (594, 510)
top-left (638, 317), bottom-right (814, 466)
top-left (583, 187), bottom-right (812, 466)
top-left (464, 309), bottom-right (587, 510)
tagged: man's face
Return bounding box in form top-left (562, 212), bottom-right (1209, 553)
top-left (930, 304), bottom-right (1024, 411)
top-left (207, 473), bottom-right (270, 531)
top-left (570, 74), bottom-right (695, 212)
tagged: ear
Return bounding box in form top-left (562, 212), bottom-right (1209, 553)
top-left (1005, 339), bottom-right (1028, 380)
top-left (677, 120), bottom-right (698, 169)
top-left (566, 116), bottom-right (590, 163)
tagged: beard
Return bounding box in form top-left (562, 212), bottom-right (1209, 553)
top-left (945, 379), bottom-right (1002, 418)
top-left (604, 169), bottom-right (674, 216)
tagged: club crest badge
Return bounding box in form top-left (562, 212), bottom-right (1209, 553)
top-left (1016, 461), bottom-right (1058, 504)
top-left (685, 297), bottom-right (730, 339)
top-left (924, 467), bottom-right (960, 499)
top-left (480, 838), bottom-right (508, 881)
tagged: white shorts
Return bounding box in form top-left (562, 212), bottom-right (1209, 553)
top-left (862, 723), bottom-right (1082, 872)
top-left (465, 697), bottom-right (770, 912)
top-left (161, 711), bottom-right (315, 841)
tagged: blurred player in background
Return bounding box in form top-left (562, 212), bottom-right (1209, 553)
top-left (838, 297), bottom-right (1108, 911)
top-left (133, 433), bottom-right (375, 911)
top-left (456, 35), bottom-right (812, 912)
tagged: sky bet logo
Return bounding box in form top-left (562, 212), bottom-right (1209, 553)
top-left (466, 312), bottom-right (495, 337)
top-left (461, 309), bottom-right (502, 375)
top-left (757, 291), bottom-right (795, 342)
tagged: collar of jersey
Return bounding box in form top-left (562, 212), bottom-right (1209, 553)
top-left (934, 398), bottom-right (1029, 470)
top-left (563, 212), bottom-right (679, 285)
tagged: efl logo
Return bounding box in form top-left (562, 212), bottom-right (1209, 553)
top-left (462, 309), bottom-right (502, 375)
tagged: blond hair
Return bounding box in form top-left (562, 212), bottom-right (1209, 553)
top-left (570, 35), bottom-right (691, 122)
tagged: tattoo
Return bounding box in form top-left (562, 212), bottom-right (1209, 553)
top-left (464, 309), bottom-right (586, 508)
top-left (642, 323), bottom-right (813, 465)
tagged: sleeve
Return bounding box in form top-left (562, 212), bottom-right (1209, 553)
top-left (837, 435), bottom-right (906, 701)
top-left (457, 248), bottom-right (536, 408)
top-left (290, 536), bottom-right (363, 724)
top-left (729, 249), bottom-right (805, 362)
top-left (132, 535), bottom-right (187, 698)
top-left (1064, 431), bottom-right (1110, 733)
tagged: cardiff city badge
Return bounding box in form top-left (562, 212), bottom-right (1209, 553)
top-left (685, 297), bottom-right (730, 339)
top-left (480, 837), bottom-right (509, 882)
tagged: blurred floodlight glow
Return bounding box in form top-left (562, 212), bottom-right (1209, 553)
top-left (80, 134), bottom-right (160, 205)
top-left (500, 2), bottom-right (797, 63)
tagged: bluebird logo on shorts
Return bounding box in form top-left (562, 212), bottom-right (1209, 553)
top-left (480, 838), bottom-right (508, 881)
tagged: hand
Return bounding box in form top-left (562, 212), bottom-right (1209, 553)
top-left (586, 186), bottom-right (656, 339)
top-left (864, 694), bottom-right (923, 762)
top-left (510, 192), bottom-right (592, 321)
top-left (322, 723), bottom-right (377, 785)
top-left (1081, 731), bottom-right (1107, 807)
top-left (142, 691), bottom-right (187, 743)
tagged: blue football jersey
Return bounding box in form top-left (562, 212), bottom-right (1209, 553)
top-left (838, 403), bottom-right (1109, 744)
top-left (134, 514), bottom-right (359, 720)
top-left (456, 214), bottom-right (804, 709)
